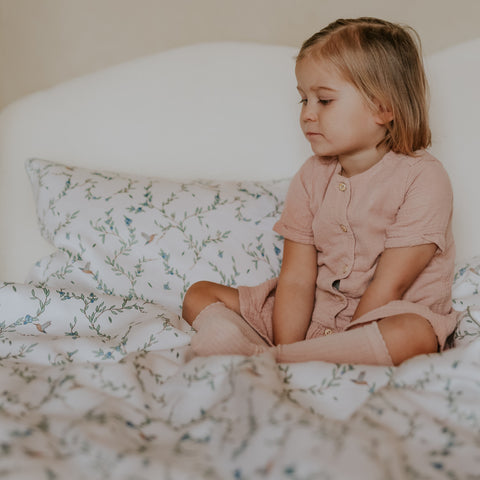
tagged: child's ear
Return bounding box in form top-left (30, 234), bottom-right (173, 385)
top-left (374, 102), bottom-right (394, 125)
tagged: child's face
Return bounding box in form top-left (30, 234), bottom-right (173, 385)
top-left (295, 55), bottom-right (389, 169)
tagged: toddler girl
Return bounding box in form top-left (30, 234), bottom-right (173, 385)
top-left (182, 17), bottom-right (459, 366)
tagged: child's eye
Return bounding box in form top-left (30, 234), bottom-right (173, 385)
top-left (298, 98), bottom-right (332, 106)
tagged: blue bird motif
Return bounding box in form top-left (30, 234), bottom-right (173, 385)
top-left (34, 321), bottom-right (52, 333)
top-left (351, 371), bottom-right (368, 385)
top-left (141, 232), bottom-right (157, 245)
top-left (80, 262), bottom-right (94, 275)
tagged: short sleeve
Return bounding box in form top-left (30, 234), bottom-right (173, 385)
top-left (273, 158), bottom-right (315, 244)
top-left (384, 159), bottom-right (453, 252)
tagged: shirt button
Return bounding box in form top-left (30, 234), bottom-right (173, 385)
top-left (324, 328), bottom-right (333, 335)
top-left (340, 224), bottom-right (348, 232)
top-left (338, 182), bottom-right (347, 192)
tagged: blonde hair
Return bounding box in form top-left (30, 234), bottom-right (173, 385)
top-left (297, 17), bottom-right (431, 156)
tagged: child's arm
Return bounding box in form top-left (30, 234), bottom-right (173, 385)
top-left (272, 239), bottom-right (317, 345)
top-left (352, 243), bottom-right (437, 321)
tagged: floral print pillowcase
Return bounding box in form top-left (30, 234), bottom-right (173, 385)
top-left (26, 158), bottom-right (287, 312)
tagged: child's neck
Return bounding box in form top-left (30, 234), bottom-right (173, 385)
top-left (338, 146), bottom-right (389, 178)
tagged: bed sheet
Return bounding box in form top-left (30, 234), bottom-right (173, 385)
top-left (1, 260), bottom-right (480, 479)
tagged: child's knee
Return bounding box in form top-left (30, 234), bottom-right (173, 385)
top-left (377, 314), bottom-right (438, 365)
top-left (185, 281), bottom-right (218, 304)
top-left (182, 281), bottom-right (219, 325)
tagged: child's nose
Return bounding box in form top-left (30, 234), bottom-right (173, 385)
top-left (301, 104), bottom-right (317, 123)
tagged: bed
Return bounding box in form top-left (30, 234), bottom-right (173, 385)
top-left (0, 39), bottom-right (480, 479)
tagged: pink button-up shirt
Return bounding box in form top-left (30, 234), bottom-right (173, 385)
top-left (273, 150), bottom-right (456, 334)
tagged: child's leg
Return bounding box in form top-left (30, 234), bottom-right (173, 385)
top-left (183, 281), bottom-right (270, 357)
top-left (190, 302), bottom-right (270, 357)
top-left (182, 281), bottom-right (241, 325)
top-left (376, 313), bottom-right (438, 364)
top-left (275, 314), bottom-right (437, 366)
top-left (276, 321), bottom-right (394, 366)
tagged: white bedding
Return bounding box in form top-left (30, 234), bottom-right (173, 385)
top-left (0, 261), bottom-right (479, 479)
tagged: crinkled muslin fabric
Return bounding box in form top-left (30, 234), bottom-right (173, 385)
top-left (239, 151), bottom-right (460, 350)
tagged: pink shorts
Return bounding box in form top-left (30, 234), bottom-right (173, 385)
top-left (238, 278), bottom-right (461, 351)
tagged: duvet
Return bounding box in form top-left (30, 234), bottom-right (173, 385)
top-left (1, 259), bottom-right (480, 479)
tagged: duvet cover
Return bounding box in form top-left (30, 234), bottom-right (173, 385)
top-left (1, 268), bottom-right (480, 479)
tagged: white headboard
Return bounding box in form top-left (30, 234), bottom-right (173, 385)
top-left (1, 39), bottom-right (479, 283)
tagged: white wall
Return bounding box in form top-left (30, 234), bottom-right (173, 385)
top-left (1, 0), bottom-right (479, 111)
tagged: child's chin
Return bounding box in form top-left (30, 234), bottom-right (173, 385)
top-left (310, 147), bottom-right (335, 157)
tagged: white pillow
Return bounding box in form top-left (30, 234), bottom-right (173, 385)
top-left (26, 158), bottom-right (287, 312)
